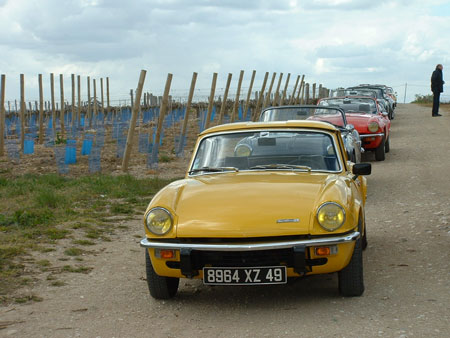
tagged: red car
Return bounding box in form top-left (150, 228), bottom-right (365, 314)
top-left (318, 96), bottom-right (391, 161)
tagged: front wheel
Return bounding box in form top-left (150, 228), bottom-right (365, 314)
top-left (375, 137), bottom-right (386, 161)
top-left (385, 136), bottom-right (390, 153)
top-left (145, 249), bottom-right (179, 299)
top-left (338, 236), bottom-right (364, 297)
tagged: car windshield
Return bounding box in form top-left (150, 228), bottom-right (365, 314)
top-left (318, 98), bottom-right (378, 115)
top-left (259, 107), bottom-right (346, 128)
top-left (190, 130), bottom-right (341, 174)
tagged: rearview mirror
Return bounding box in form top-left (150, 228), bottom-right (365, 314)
top-left (352, 163), bottom-right (371, 177)
top-left (345, 124), bottom-right (355, 132)
top-left (382, 112), bottom-right (389, 117)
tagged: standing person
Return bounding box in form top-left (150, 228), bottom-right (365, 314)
top-left (431, 64), bottom-right (444, 117)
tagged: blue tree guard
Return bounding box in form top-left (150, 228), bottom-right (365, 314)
top-left (54, 147), bottom-right (69, 174)
top-left (65, 139), bottom-right (77, 164)
top-left (139, 133), bottom-right (149, 153)
top-left (6, 139), bottom-right (20, 163)
top-left (81, 134), bottom-right (94, 155)
top-left (89, 146), bottom-right (101, 173)
top-left (24, 134), bottom-right (34, 155)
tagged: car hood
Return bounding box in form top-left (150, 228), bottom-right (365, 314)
top-left (151, 172), bottom-right (350, 238)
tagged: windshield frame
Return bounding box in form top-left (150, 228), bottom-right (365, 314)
top-left (318, 97), bottom-right (379, 115)
top-left (259, 105), bottom-right (348, 129)
top-left (188, 128), bottom-right (345, 177)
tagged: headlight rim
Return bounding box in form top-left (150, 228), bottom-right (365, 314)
top-left (145, 207), bottom-right (174, 236)
top-left (316, 202), bottom-right (346, 232)
top-left (368, 121), bottom-right (379, 132)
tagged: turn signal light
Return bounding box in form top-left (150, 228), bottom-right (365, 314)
top-left (155, 249), bottom-right (175, 259)
top-left (315, 245), bottom-right (338, 256)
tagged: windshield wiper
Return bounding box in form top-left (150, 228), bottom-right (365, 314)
top-left (249, 164), bottom-right (311, 171)
top-left (188, 166), bottom-right (239, 174)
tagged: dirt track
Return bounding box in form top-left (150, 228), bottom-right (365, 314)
top-left (2, 104), bottom-right (450, 338)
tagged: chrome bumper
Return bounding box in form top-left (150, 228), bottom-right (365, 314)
top-left (360, 133), bottom-right (384, 138)
top-left (140, 232), bottom-right (360, 252)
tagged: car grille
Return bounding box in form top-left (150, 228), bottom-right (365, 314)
top-left (191, 249), bottom-right (294, 268)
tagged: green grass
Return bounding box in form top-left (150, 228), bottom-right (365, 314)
top-left (0, 173), bottom-right (175, 301)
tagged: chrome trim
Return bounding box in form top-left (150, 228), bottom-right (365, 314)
top-left (188, 128), bottom-right (345, 177)
top-left (316, 202), bottom-right (346, 232)
top-left (144, 207), bottom-right (174, 236)
top-left (140, 232), bottom-right (360, 251)
top-left (359, 133), bottom-right (384, 138)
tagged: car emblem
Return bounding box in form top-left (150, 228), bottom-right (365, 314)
top-left (276, 218), bottom-right (300, 223)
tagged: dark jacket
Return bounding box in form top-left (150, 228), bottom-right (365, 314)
top-left (431, 67), bottom-right (444, 93)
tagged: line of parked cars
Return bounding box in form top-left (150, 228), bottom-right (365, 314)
top-left (139, 84), bottom-right (396, 300)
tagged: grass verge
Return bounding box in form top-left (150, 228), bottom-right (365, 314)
top-left (0, 173), bottom-right (175, 304)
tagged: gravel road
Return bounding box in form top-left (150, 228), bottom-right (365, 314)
top-left (2, 104), bottom-right (450, 338)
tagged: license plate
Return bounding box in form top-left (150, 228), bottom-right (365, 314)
top-left (203, 266), bottom-right (287, 285)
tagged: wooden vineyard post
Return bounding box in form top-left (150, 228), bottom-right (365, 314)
top-left (106, 77), bottom-right (110, 116)
top-left (100, 78), bottom-right (105, 119)
top-left (93, 79), bottom-right (97, 123)
top-left (273, 73), bottom-right (283, 106)
top-left (77, 76), bottom-right (81, 127)
top-left (312, 83), bottom-right (316, 103)
top-left (20, 74), bottom-right (25, 152)
top-left (50, 73), bottom-right (56, 137)
top-left (59, 74), bottom-right (65, 138)
top-left (231, 70), bottom-right (244, 122)
top-left (218, 73), bottom-right (232, 124)
top-left (263, 72), bottom-right (277, 109)
top-left (289, 75), bottom-right (300, 105)
top-left (87, 76), bottom-right (91, 128)
top-left (0, 75), bottom-right (5, 156)
top-left (305, 83), bottom-right (310, 104)
top-left (204, 72), bottom-right (218, 130)
top-left (177, 72), bottom-right (197, 155)
top-left (280, 73), bottom-right (291, 106)
top-left (38, 74), bottom-right (44, 144)
top-left (243, 70), bottom-right (256, 120)
top-left (297, 75), bottom-right (305, 104)
top-left (130, 89), bottom-right (134, 110)
top-left (149, 73), bottom-right (172, 169)
top-left (252, 72), bottom-right (269, 121)
top-left (121, 70), bottom-right (147, 172)
top-left (71, 74), bottom-right (75, 128)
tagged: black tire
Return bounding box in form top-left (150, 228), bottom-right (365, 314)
top-left (375, 137), bottom-right (385, 161)
top-left (362, 225), bottom-right (368, 251)
top-left (145, 249), bottom-right (179, 299)
top-left (384, 136), bottom-right (390, 153)
top-left (338, 236), bottom-right (364, 297)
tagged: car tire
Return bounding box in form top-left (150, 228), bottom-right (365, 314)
top-left (145, 249), bottom-right (179, 299)
top-left (375, 137), bottom-right (386, 161)
top-left (338, 234), bottom-right (364, 297)
top-left (362, 224), bottom-right (368, 250)
top-left (384, 136), bottom-right (390, 153)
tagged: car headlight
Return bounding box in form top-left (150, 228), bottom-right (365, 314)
top-left (368, 121), bottom-right (379, 132)
top-left (317, 202), bottom-right (346, 231)
top-left (234, 144), bottom-right (252, 157)
top-left (145, 208), bottom-right (173, 235)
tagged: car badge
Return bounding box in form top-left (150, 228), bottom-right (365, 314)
top-left (276, 218), bottom-right (300, 223)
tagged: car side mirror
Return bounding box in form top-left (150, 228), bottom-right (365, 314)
top-left (381, 112), bottom-right (389, 117)
top-left (352, 163), bottom-right (371, 179)
top-left (345, 124), bottom-right (355, 132)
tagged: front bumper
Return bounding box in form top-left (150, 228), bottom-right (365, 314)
top-left (141, 232), bottom-right (360, 278)
top-left (360, 133), bottom-right (384, 149)
top-left (140, 232), bottom-right (360, 251)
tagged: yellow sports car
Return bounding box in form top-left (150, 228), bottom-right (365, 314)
top-left (141, 120), bottom-right (371, 299)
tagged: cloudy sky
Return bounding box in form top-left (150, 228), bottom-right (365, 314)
top-left (1, 0), bottom-right (450, 106)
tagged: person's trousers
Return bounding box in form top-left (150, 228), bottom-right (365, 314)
top-left (432, 91), bottom-right (441, 115)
